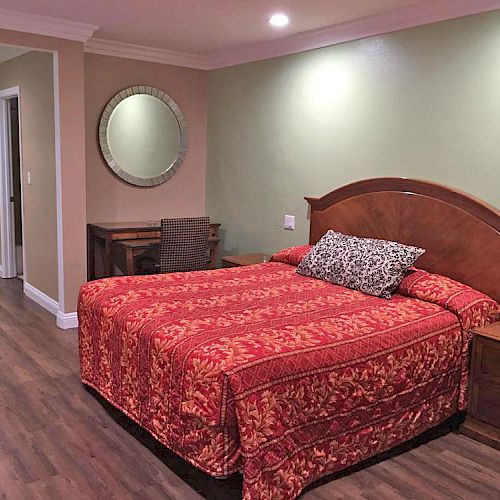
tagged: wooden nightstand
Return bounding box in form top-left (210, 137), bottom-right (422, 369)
top-left (460, 321), bottom-right (500, 450)
top-left (222, 253), bottom-right (270, 268)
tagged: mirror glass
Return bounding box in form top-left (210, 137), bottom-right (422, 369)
top-left (99, 86), bottom-right (188, 187)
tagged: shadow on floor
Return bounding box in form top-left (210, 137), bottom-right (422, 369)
top-left (85, 386), bottom-right (465, 499)
top-left (85, 386), bottom-right (243, 500)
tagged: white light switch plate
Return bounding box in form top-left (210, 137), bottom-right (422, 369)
top-left (284, 214), bottom-right (295, 230)
top-left (27, 171), bottom-right (32, 185)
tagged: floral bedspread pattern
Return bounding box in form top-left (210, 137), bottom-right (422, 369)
top-left (270, 244), bottom-right (313, 266)
top-left (398, 268), bottom-right (500, 409)
top-left (78, 262), bottom-right (499, 499)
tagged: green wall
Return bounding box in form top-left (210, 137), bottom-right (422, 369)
top-left (207, 11), bottom-right (500, 257)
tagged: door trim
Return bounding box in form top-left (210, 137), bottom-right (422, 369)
top-left (0, 85), bottom-right (21, 279)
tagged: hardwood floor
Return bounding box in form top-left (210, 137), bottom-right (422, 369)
top-left (1, 277), bottom-right (499, 499)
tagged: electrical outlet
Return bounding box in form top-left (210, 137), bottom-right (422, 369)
top-left (284, 214), bottom-right (295, 230)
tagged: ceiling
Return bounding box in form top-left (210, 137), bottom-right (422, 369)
top-left (0, 0), bottom-right (499, 68)
top-left (0, 45), bottom-right (30, 63)
top-left (0, 0), bottom-right (422, 54)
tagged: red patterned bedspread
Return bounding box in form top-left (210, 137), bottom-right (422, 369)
top-left (78, 262), bottom-right (499, 499)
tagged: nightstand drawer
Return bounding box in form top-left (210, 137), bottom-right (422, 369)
top-left (474, 337), bottom-right (500, 382)
top-left (461, 321), bottom-right (500, 449)
top-left (470, 379), bottom-right (500, 427)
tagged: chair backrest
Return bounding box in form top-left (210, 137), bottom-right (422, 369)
top-left (159, 217), bottom-right (210, 273)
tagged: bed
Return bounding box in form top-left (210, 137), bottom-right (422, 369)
top-left (78, 178), bottom-right (499, 499)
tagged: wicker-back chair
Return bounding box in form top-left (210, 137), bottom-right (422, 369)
top-left (158, 217), bottom-right (210, 273)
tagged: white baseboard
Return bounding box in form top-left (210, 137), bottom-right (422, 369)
top-left (24, 281), bottom-right (59, 315)
top-left (23, 281), bottom-right (78, 329)
top-left (56, 311), bottom-right (78, 329)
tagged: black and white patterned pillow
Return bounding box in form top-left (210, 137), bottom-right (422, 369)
top-left (297, 230), bottom-right (425, 298)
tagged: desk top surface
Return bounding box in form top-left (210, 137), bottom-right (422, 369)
top-left (89, 221), bottom-right (220, 232)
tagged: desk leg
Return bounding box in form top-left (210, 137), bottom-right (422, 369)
top-left (103, 239), bottom-right (113, 277)
top-left (125, 249), bottom-right (135, 276)
top-left (209, 244), bottom-right (220, 270)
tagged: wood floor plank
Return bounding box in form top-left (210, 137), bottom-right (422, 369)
top-left (390, 454), bottom-right (464, 498)
top-left (0, 277), bottom-right (499, 499)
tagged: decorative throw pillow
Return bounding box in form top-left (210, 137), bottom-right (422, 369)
top-left (297, 230), bottom-right (425, 298)
top-left (270, 245), bottom-right (313, 266)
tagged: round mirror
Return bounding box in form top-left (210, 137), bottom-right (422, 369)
top-left (99, 86), bottom-right (188, 187)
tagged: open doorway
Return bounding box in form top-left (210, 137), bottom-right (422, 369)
top-left (0, 86), bottom-right (23, 279)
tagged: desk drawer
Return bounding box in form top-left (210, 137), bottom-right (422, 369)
top-left (113, 231), bottom-right (160, 241)
top-left (138, 231), bottom-right (160, 239)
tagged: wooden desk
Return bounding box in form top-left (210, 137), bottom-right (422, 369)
top-left (87, 221), bottom-right (220, 280)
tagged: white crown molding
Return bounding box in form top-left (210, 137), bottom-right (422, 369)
top-left (0, 8), bottom-right (98, 42)
top-left (207, 0), bottom-right (500, 69)
top-left (24, 281), bottom-right (59, 316)
top-left (84, 0), bottom-right (500, 70)
top-left (84, 38), bottom-right (211, 70)
top-left (3, 1), bottom-right (500, 66)
top-left (56, 311), bottom-right (78, 329)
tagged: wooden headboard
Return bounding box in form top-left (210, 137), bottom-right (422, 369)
top-left (305, 178), bottom-right (500, 301)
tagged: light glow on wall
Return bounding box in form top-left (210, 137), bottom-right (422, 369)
top-left (302, 59), bottom-right (352, 109)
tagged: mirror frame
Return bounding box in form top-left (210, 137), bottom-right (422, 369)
top-left (98, 85), bottom-right (188, 187)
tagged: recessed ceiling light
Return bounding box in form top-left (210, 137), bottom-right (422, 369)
top-left (269, 13), bottom-right (289, 27)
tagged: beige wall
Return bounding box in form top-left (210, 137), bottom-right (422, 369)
top-left (0, 29), bottom-right (87, 313)
top-left (0, 51), bottom-right (57, 300)
top-left (206, 11), bottom-right (500, 257)
top-left (85, 53), bottom-right (207, 223)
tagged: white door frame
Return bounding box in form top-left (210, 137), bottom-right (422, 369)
top-left (0, 85), bottom-right (23, 279)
